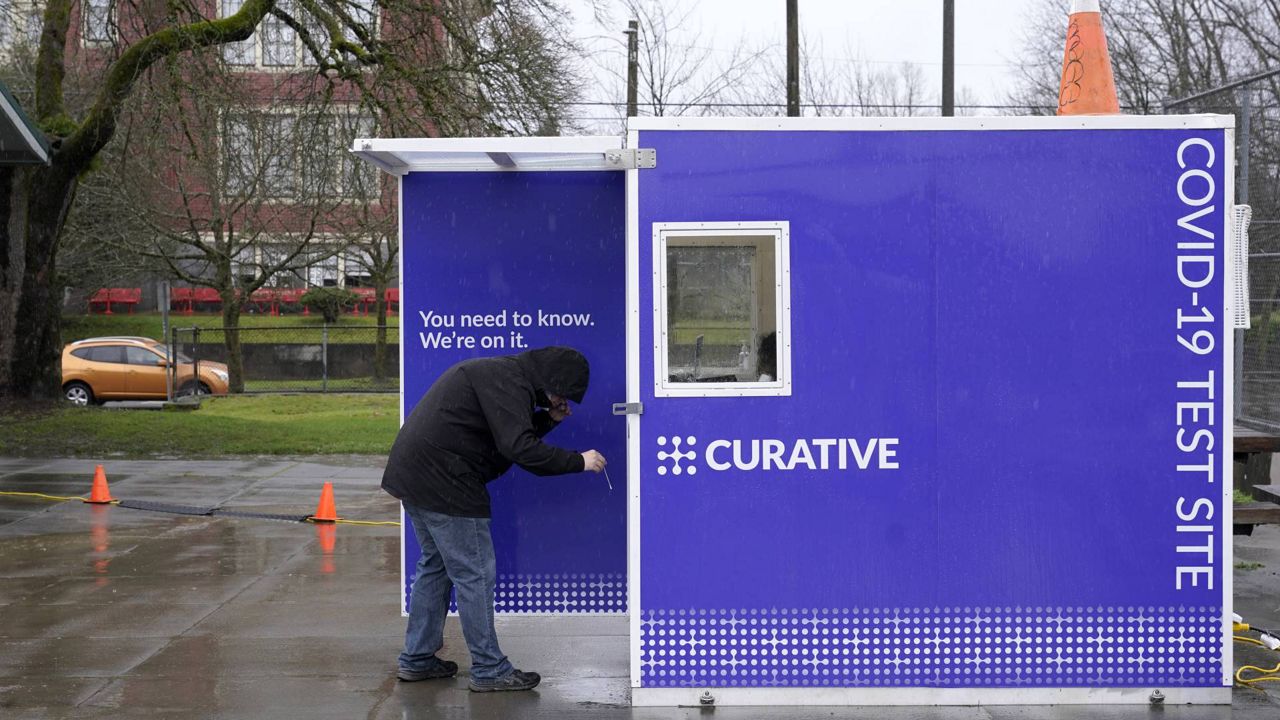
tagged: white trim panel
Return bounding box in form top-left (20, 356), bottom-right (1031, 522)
top-left (625, 128), bottom-right (643, 687)
top-left (398, 174), bottom-right (409, 618)
top-left (651, 222), bottom-right (793, 398)
top-left (1220, 127), bottom-right (1235, 684)
top-left (630, 687), bottom-right (1231, 707)
top-left (626, 115), bottom-right (1234, 132)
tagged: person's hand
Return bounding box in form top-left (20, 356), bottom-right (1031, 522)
top-left (581, 450), bottom-right (606, 473)
top-left (547, 393), bottom-right (571, 422)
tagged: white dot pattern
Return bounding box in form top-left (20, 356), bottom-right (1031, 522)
top-left (444, 573), bottom-right (627, 613)
top-left (638, 605), bottom-right (1222, 687)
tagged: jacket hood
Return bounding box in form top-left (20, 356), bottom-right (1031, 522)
top-left (516, 346), bottom-right (589, 404)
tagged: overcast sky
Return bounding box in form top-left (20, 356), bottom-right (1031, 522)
top-left (567, 0), bottom-right (1057, 126)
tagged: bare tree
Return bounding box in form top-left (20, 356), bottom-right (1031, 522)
top-left (330, 163), bottom-right (397, 384)
top-left (582, 0), bottom-right (767, 126)
top-left (1, 0), bottom-right (580, 398)
top-left (1008, 0), bottom-right (1275, 113)
top-left (725, 37), bottom-right (950, 118)
top-left (103, 52), bottom-right (358, 392)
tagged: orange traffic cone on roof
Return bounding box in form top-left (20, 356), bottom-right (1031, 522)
top-left (311, 482), bottom-right (339, 522)
top-left (1056, 0), bottom-right (1120, 115)
top-left (85, 464), bottom-right (114, 504)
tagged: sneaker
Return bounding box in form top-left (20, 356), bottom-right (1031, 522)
top-left (468, 669), bottom-right (541, 693)
top-left (397, 660), bottom-right (459, 681)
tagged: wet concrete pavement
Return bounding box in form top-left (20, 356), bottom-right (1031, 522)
top-left (0, 457), bottom-right (1276, 719)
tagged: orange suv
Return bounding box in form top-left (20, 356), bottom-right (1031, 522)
top-left (62, 336), bottom-right (230, 405)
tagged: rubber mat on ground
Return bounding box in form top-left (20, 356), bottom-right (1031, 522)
top-left (212, 509), bottom-right (310, 522)
top-left (116, 499), bottom-right (215, 516)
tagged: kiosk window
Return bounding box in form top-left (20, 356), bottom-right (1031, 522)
top-left (654, 222), bottom-right (791, 397)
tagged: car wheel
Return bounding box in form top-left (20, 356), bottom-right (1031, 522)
top-left (64, 382), bottom-right (94, 407)
top-left (177, 381), bottom-right (213, 398)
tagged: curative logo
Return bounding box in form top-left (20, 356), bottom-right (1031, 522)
top-left (656, 436), bottom-right (698, 475)
top-left (654, 434), bottom-right (902, 474)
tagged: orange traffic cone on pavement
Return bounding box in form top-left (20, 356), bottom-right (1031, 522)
top-left (85, 464), bottom-right (114, 504)
top-left (311, 482), bottom-right (339, 522)
top-left (1056, 0), bottom-right (1120, 115)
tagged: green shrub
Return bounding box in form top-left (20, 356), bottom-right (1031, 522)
top-left (301, 287), bottom-right (359, 323)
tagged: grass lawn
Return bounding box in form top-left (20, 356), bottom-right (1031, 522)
top-left (64, 313), bottom-right (400, 344)
top-left (244, 377), bottom-right (397, 392)
top-left (0, 394), bottom-right (398, 458)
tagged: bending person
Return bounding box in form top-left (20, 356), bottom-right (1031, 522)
top-left (381, 346), bottom-right (606, 692)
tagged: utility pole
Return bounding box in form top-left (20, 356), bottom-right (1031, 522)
top-left (626, 20), bottom-right (639, 118)
top-left (786, 0), bottom-right (799, 116)
top-left (942, 0), bottom-right (955, 116)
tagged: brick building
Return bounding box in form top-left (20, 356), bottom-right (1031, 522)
top-left (2, 0), bottom-right (398, 310)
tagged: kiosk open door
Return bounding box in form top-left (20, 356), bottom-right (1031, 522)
top-left (352, 137), bottom-right (641, 615)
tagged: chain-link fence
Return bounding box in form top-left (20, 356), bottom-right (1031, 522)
top-left (169, 325), bottom-right (399, 394)
top-left (1234, 84), bottom-right (1280, 429)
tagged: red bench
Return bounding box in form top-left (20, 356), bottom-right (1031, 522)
top-left (350, 287), bottom-right (377, 316)
top-left (89, 288), bottom-right (141, 315)
top-left (192, 288), bottom-right (222, 312)
top-left (385, 288), bottom-right (399, 317)
top-left (170, 287), bottom-right (194, 315)
top-left (249, 288), bottom-right (281, 316)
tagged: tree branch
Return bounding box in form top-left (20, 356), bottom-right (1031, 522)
top-left (59, 0), bottom-right (278, 171)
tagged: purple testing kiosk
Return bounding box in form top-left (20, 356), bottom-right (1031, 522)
top-left (352, 114), bottom-right (1242, 707)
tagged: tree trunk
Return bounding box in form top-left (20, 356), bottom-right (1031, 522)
top-left (373, 278), bottom-right (387, 383)
top-left (2, 163), bottom-right (79, 398)
top-left (0, 167), bottom-right (26, 396)
top-left (221, 294), bottom-right (245, 393)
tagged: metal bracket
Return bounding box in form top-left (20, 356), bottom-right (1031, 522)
top-left (612, 402), bottom-right (644, 416)
top-left (605, 148), bottom-right (657, 170)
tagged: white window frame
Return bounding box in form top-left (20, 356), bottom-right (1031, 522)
top-left (81, 0), bottom-right (113, 44)
top-left (652, 220), bottom-right (792, 398)
top-left (259, 0), bottom-right (297, 67)
top-left (220, 0), bottom-right (377, 70)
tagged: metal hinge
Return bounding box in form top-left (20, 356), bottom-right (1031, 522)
top-left (612, 402), bottom-right (644, 416)
top-left (605, 148), bottom-right (657, 169)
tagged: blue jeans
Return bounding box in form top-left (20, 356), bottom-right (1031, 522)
top-left (399, 502), bottom-right (514, 681)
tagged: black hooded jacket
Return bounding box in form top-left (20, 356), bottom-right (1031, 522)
top-left (381, 347), bottom-right (590, 518)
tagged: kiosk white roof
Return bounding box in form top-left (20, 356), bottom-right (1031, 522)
top-left (350, 136), bottom-right (625, 175)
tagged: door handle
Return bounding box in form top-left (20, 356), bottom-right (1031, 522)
top-left (612, 402), bottom-right (643, 416)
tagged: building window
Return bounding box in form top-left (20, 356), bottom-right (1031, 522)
top-left (25, 4), bottom-right (39, 45)
top-left (222, 113), bottom-right (298, 198)
top-left (221, 0), bottom-right (256, 65)
top-left (338, 114), bottom-right (379, 199)
top-left (83, 0), bottom-right (111, 42)
top-left (307, 248), bottom-right (339, 287)
top-left (220, 0), bottom-right (376, 69)
top-left (224, 111), bottom-right (377, 201)
top-left (653, 221), bottom-right (792, 397)
top-left (346, 0), bottom-right (377, 40)
top-left (259, 113), bottom-right (296, 196)
top-left (222, 114), bottom-right (254, 195)
top-left (297, 114), bottom-right (339, 196)
top-left (0, 1), bottom-right (12, 48)
top-left (343, 248), bottom-right (371, 287)
top-left (260, 0), bottom-right (295, 66)
top-left (300, 11), bottom-right (330, 66)
top-left (232, 245), bottom-right (257, 286)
